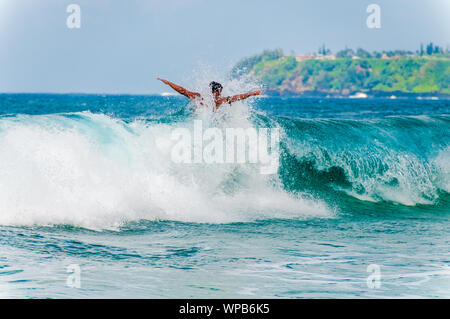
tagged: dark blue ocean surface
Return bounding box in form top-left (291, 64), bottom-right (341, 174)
top-left (0, 94), bottom-right (448, 298)
top-left (1, 93), bottom-right (449, 118)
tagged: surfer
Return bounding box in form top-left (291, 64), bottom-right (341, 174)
top-left (157, 78), bottom-right (262, 110)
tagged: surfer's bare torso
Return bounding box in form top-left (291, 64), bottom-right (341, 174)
top-left (157, 78), bottom-right (262, 110)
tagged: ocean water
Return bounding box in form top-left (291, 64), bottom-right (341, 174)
top-left (0, 93), bottom-right (449, 298)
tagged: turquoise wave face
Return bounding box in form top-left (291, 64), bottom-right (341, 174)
top-left (276, 115), bottom-right (450, 206)
top-left (0, 95), bottom-right (448, 229)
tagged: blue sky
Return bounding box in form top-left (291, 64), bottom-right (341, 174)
top-left (0, 0), bottom-right (448, 94)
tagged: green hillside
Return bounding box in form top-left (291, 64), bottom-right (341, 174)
top-left (232, 49), bottom-right (450, 96)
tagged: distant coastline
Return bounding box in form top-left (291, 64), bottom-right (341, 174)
top-left (262, 89), bottom-right (449, 100)
top-left (232, 45), bottom-right (450, 98)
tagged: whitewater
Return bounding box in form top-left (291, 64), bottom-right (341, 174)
top-left (0, 91), bottom-right (449, 298)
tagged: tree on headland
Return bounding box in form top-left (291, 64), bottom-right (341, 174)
top-left (434, 45), bottom-right (442, 55)
top-left (426, 43), bottom-right (434, 55)
top-left (336, 47), bottom-right (354, 58)
top-left (425, 42), bottom-right (442, 55)
top-left (372, 51), bottom-right (382, 58)
top-left (318, 44), bottom-right (331, 56)
top-left (356, 48), bottom-right (372, 58)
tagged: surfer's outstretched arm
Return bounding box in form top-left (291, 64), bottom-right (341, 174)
top-left (157, 78), bottom-right (200, 99)
top-left (221, 90), bottom-right (262, 105)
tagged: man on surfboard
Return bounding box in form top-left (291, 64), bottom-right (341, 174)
top-left (157, 78), bottom-right (262, 110)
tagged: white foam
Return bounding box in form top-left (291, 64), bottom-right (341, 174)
top-left (0, 110), bottom-right (331, 230)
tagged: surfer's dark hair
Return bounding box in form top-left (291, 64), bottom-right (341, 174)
top-left (209, 81), bottom-right (223, 93)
